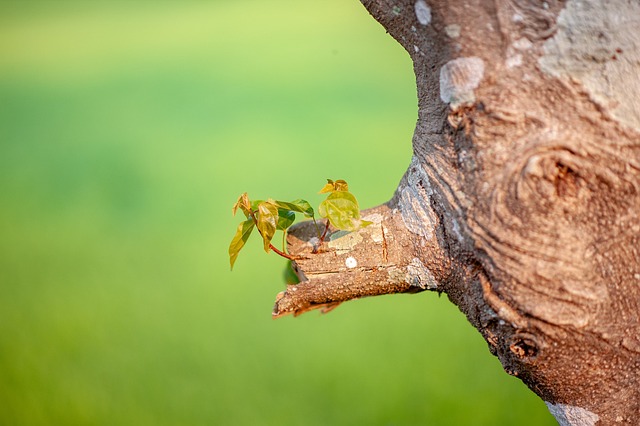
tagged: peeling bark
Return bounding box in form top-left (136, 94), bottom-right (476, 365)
top-left (273, 1), bottom-right (640, 424)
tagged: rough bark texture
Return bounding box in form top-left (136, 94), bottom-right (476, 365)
top-left (273, 1), bottom-right (640, 424)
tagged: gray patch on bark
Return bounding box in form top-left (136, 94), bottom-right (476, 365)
top-left (545, 402), bottom-right (600, 426)
top-left (444, 24), bottom-right (461, 38)
top-left (328, 231), bottom-right (363, 253)
top-left (439, 57), bottom-right (485, 107)
top-left (385, 258), bottom-right (436, 290)
top-left (538, 0), bottom-right (640, 132)
top-left (414, 0), bottom-right (431, 26)
top-left (398, 156), bottom-right (437, 239)
top-left (406, 257), bottom-right (437, 289)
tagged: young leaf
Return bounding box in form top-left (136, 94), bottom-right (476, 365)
top-left (333, 179), bottom-right (349, 192)
top-left (319, 179), bottom-right (349, 194)
top-left (318, 179), bottom-right (336, 194)
top-left (318, 191), bottom-right (362, 231)
top-left (229, 219), bottom-right (255, 270)
top-left (276, 209), bottom-right (296, 231)
top-left (272, 199), bottom-right (314, 218)
top-left (232, 193), bottom-right (252, 218)
top-left (256, 201), bottom-right (279, 252)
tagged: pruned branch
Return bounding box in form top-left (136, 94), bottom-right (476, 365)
top-left (273, 203), bottom-right (442, 318)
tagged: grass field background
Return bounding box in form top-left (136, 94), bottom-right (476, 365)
top-left (0, 2), bottom-right (555, 425)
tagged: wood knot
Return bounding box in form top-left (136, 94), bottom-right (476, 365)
top-left (520, 149), bottom-right (585, 204)
top-left (509, 332), bottom-right (539, 360)
top-left (553, 161), bottom-right (579, 198)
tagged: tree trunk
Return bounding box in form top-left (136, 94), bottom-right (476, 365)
top-left (272, 1), bottom-right (640, 424)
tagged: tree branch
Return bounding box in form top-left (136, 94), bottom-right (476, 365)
top-left (273, 203), bottom-right (443, 318)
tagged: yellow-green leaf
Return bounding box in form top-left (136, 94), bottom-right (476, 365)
top-left (319, 179), bottom-right (335, 194)
top-left (318, 191), bottom-right (362, 231)
top-left (232, 193), bottom-right (252, 218)
top-left (318, 179), bottom-right (349, 194)
top-left (333, 179), bottom-right (349, 192)
top-left (257, 201), bottom-right (278, 252)
top-left (228, 219), bottom-right (255, 270)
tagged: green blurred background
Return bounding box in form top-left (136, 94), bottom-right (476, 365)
top-left (0, 1), bottom-right (555, 425)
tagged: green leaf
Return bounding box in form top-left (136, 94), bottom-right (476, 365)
top-left (272, 199), bottom-right (314, 218)
top-left (318, 191), bottom-right (363, 231)
top-left (283, 261), bottom-right (300, 285)
top-left (276, 209), bottom-right (295, 231)
top-left (228, 219), bottom-right (255, 270)
top-left (232, 193), bottom-right (252, 218)
top-left (256, 201), bottom-right (279, 252)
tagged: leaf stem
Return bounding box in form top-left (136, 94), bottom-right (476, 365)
top-left (311, 220), bottom-right (332, 254)
top-left (269, 243), bottom-right (296, 261)
top-left (248, 207), bottom-right (304, 261)
top-left (312, 217), bottom-right (321, 239)
top-left (320, 220), bottom-right (330, 243)
top-left (282, 230), bottom-right (287, 254)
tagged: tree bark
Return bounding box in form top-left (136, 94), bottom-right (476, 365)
top-left (272, 1), bottom-right (640, 424)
